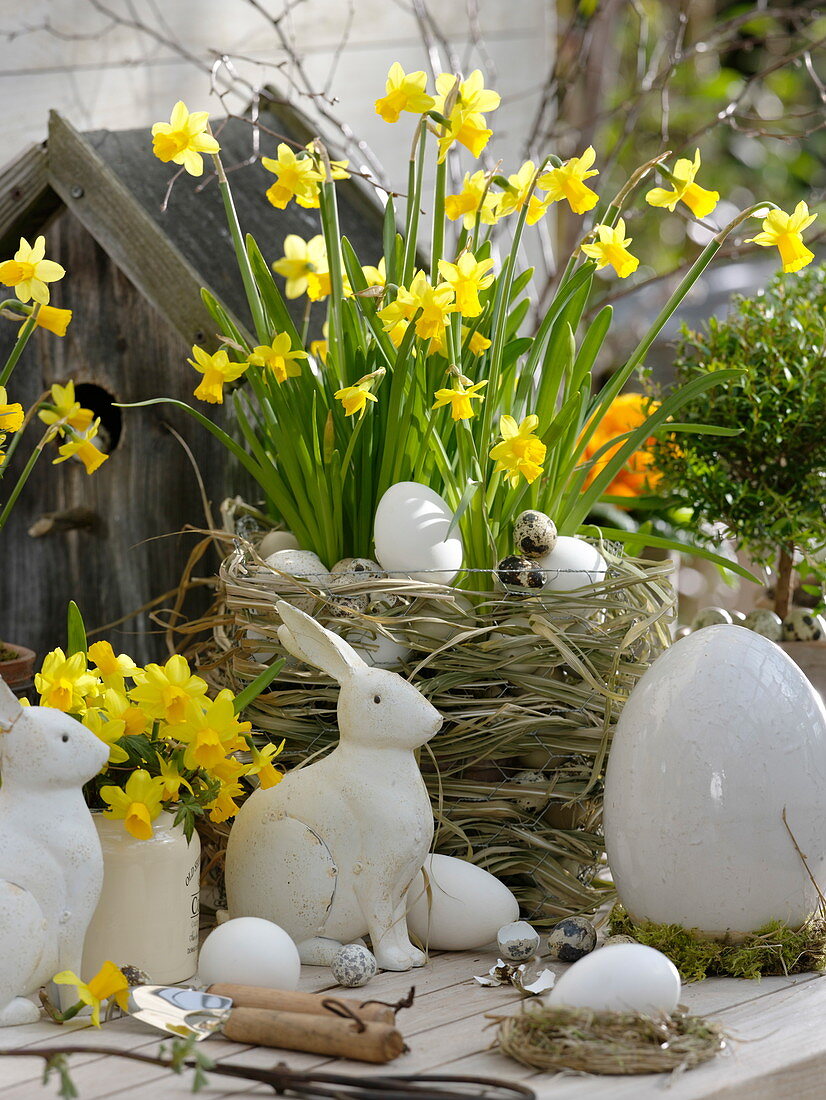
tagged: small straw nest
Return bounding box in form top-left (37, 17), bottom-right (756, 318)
top-left (493, 1003), bottom-right (726, 1075)
top-left (203, 509), bottom-right (675, 925)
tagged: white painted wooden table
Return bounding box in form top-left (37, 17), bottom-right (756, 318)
top-left (0, 950), bottom-right (822, 1099)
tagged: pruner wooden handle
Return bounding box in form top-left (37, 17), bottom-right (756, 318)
top-left (221, 1006), bottom-right (405, 1063)
top-left (207, 983), bottom-right (395, 1025)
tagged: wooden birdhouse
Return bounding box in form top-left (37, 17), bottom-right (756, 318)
top-left (0, 107), bottom-right (384, 666)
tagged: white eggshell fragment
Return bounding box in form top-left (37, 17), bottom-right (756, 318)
top-left (331, 944), bottom-right (377, 988)
top-left (536, 537), bottom-right (608, 593)
top-left (497, 920), bottom-right (540, 961)
top-left (690, 606), bottom-right (732, 631)
top-left (198, 917), bottom-right (301, 990)
top-left (782, 608), bottom-right (825, 642)
top-left (604, 625), bottom-right (826, 935)
top-left (742, 608), bottom-right (783, 641)
top-left (374, 482), bottom-right (463, 584)
top-left (406, 854), bottom-right (519, 950)
top-left (547, 944), bottom-right (680, 1015)
top-left (266, 548), bottom-right (330, 583)
top-left (258, 530), bottom-right (300, 557)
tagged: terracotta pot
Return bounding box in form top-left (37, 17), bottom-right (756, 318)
top-left (779, 641), bottom-right (826, 702)
top-left (0, 643), bottom-right (36, 694)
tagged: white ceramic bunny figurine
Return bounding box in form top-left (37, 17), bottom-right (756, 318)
top-left (0, 677), bottom-right (108, 1025)
top-left (225, 600), bottom-right (442, 970)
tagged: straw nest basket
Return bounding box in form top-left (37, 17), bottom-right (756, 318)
top-left (207, 524), bottom-right (675, 926)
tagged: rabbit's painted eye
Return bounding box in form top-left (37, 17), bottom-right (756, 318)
top-left (373, 694), bottom-right (381, 704)
top-left (61, 734), bottom-right (69, 743)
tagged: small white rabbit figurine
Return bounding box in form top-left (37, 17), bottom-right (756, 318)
top-left (225, 600), bottom-right (442, 970)
top-left (0, 677), bottom-right (108, 1025)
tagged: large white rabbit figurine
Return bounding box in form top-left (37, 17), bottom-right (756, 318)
top-left (0, 677), bottom-right (108, 1025)
top-left (226, 600), bottom-right (442, 970)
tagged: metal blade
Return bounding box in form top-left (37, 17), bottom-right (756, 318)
top-left (129, 985), bottom-right (233, 1041)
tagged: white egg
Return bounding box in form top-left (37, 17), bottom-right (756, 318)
top-left (605, 625), bottom-right (826, 936)
top-left (344, 629), bottom-right (410, 669)
top-left (258, 530), bottom-right (300, 557)
top-left (266, 549), bottom-right (330, 583)
top-left (374, 482), bottom-right (463, 584)
top-left (546, 943), bottom-right (680, 1015)
top-left (405, 853), bottom-right (519, 950)
top-left (415, 596), bottom-right (475, 645)
top-left (535, 537), bottom-right (608, 593)
top-left (198, 917), bottom-right (301, 990)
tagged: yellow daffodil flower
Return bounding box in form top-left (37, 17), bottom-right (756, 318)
top-left (580, 219), bottom-right (640, 278)
top-left (35, 648), bottom-right (100, 713)
top-left (490, 414), bottom-right (547, 487)
top-left (335, 375), bottom-right (380, 419)
top-left (157, 756), bottom-right (192, 800)
top-left (437, 252), bottom-right (495, 318)
top-left (151, 101), bottom-right (219, 177)
top-left (130, 654), bottom-right (208, 725)
top-left (88, 641), bottom-right (139, 688)
top-left (494, 162), bottom-right (550, 225)
top-left (0, 236), bottom-right (65, 306)
top-left (18, 303), bottom-right (72, 336)
top-left (375, 63), bottom-right (435, 123)
top-left (746, 201), bottom-right (817, 274)
top-left (361, 258), bottom-right (387, 287)
top-left (433, 70), bottom-right (500, 162)
top-left (188, 345), bottom-right (250, 404)
top-left (247, 739), bottom-right (285, 790)
top-left (0, 387), bottom-right (23, 434)
top-left (53, 419), bottom-right (109, 474)
top-left (538, 147), bottom-right (600, 214)
top-left (261, 143), bottom-right (324, 210)
top-left (176, 689), bottom-right (251, 772)
top-left (271, 234), bottom-right (327, 299)
top-left (97, 688), bottom-right (148, 737)
top-left (83, 706), bottom-right (128, 765)
top-left (38, 380), bottom-right (94, 435)
top-left (0, 434), bottom-right (6, 465)
top-left (646, 149), bottom-right (719, 219)
top-left (436, 107), bottom-right (492, 163)
top-left (444, 170), bottom-right (500, 228)
top-left (436, 69), bottom-right (501, 116)
top-left (464, 327), bottom-right (491, 355)
top-left (380, 271), bottom-right (456, 341)
top-left (247, 333), bottom-right (308, 384)
top-left (207, 778), bottom-right (245, 823)
top-left (100, 769), bottom-right (166, 840)
top-left (301, 141), bottom-right (350, 190)
top-left (53, 962), bottom-right (130, 1027)
top-left (432, 378), bottom-right (488, 421)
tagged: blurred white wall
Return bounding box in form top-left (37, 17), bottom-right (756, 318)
top-left (0, 0), bottom-right (552, 190)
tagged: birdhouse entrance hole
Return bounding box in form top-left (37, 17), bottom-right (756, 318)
top-left (73, 383), bottom-right (122, 453)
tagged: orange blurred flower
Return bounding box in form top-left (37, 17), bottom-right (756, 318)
top-left (581, 393), bottom-right (661, 500)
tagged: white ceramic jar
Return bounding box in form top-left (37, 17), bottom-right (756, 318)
top-left (81, 811), bottom-right (200, 983)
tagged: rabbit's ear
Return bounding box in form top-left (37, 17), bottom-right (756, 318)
top-left (0, 676), bottom-right (22, 732)
top-left (276, 600), bottom-right (366, 683)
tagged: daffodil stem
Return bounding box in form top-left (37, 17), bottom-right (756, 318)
top-left (402, 120), bottom-right (427, 284)
top-left (431, 157), bottom-right (447, 279)
top-left (0, 429), bottom-right (50, 529)
top-left (715, 201), bottom-right (778, 240)
top-left (0, 304), bottom-right (40, 388)
top-left (212, 153), bottom-right (268, 345)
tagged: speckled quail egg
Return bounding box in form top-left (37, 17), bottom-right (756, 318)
top-left (266, 548), bottom-right (330, 582)
top-left (331, 557), bottom-right (386, 580)
top-left (330, 944), bottom-right (377, 988)
top-left (601, 934), bottom-right (637, 947)
top-left (729, 610), bottom-right (747, 624)
top-left (258, 530), bottom-right (300, 557)
top-left (497, 920), bottom-right (541, 962)
top-left (782, 607), bottom-right (825, 642)
top-left (547, 916), bottom-right (597, 962)
top-left (495, 555), bottom-right (546, 594)
top-left (690, 606), bottom-right (733, 631)
top-left (743, 608), bottom-right (783, 642)
top-left (367, 591), bottom-right (407, 614)
top-left (329, 593), bottom-right (369, 615)
top-left (510, 770), bottom-right (551, 812)
top-left (513, 510), bottom-right (557, 559)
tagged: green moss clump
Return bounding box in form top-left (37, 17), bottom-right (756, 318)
top-left (610, 904), bottom-right (826, 982)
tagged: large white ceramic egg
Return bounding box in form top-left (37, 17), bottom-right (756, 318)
top-left (604, 625), bottom-right (826, 937)
top-left (374, 482), bottom-right (463, 584)
top-left (536, 536), bottom-right (608, 593)
top-left (547, 943), bottom-right (680, 1014)
top-left (405, 854), bottom-right (519, 950)
top-left (198, 917), bottom-right (301, 990)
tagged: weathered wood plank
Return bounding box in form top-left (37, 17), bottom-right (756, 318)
top-left (0, 144), bottom-right (63, 260)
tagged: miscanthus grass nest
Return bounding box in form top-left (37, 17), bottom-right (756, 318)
top-left (493, 1003), bottom-right (726, 1075)
top-left (204, 524), bottom-right (675, 925)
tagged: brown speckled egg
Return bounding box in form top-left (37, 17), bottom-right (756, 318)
top-left (513, 511), bottom-right (557, 559)
top-left (495, 555), bottom-right (546, 593)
